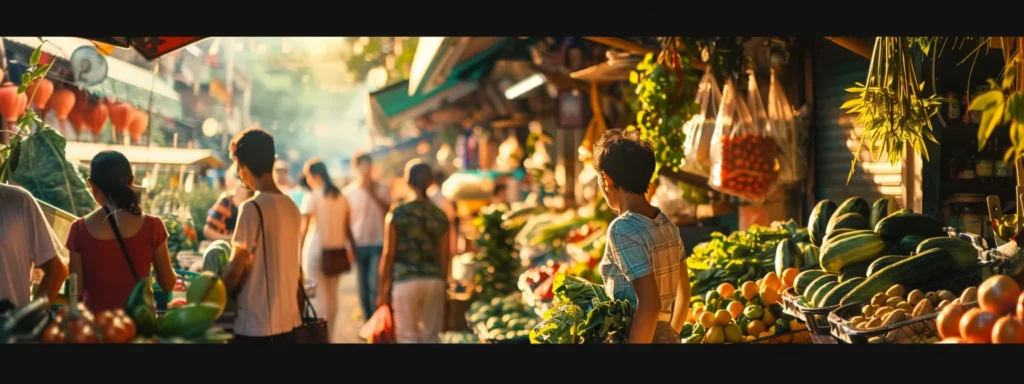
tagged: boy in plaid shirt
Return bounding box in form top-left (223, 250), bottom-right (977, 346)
top-left (592, 129), bottom-right (690, 343)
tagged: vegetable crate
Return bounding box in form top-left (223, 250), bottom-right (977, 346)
top-left (781, 287), bottom-right (802, 320)
top-left (745, 329), bottom-right (812, 344)
top-left (792, 300), bottom-right (841, 344)
top-left (826, 264), bottom-right (987, 344)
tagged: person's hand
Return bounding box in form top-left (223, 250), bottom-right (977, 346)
top-left (346, 247), bottom-right (356, 265)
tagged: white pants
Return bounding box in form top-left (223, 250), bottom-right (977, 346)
top-left (391, 278), bottom-right (445, 344)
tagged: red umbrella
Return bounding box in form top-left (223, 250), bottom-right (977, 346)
top-left (86, 37), bottom-right (208, 61)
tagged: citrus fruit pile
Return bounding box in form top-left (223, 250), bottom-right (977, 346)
top-left (938, 274), bottom-right (1024, 344)
top-left (680, 271), bottom-right (808, 343)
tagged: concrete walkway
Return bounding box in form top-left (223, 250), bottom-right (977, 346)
top-left (321, 272), bottom-right (365, 343)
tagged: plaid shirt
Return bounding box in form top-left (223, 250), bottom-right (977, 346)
top-left (599, 211), bottom-right (685, 313)
top-left (205, 195), bottom-right (238, 235)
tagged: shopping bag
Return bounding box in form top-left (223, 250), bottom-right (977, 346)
top-left (767, 69), bottom-right (807, 185)
top-left (681, 67), bottom-right (723, 177)
top-left (360, 305), bottom-right (395, 344)
top-left (707, 74), bottom-right (780, 204)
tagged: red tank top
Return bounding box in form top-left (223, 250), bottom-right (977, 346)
top-left (65, 215), bottom-right (169, 312)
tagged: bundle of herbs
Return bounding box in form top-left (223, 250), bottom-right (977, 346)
top-left (529, 275), bottom-right (634, 344)
top-left (841, 37), bottom-right (946, 184)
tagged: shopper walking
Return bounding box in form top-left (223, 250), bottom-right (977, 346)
top-left (221, 128), bottom-right (303, 344)
top-left (65, 151), bottom-right (178, 312)
top-left (344, 153), bottom-right (391, 321)
top-left (0, 184), bottom-right (69, 305)
top-left (378, 160), bottom-right (450, 343)
top-left (299, 158), bottom-right (354, 342)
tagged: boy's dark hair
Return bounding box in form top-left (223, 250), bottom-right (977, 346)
top-left (230, 128), bottom-right (276, 177)
top-left (353, 152), bottom-right (373, 167)
top-left (592, 129), bottom-right (655, 195)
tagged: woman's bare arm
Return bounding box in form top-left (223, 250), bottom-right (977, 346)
top-left (377, 212), bottom-right (397, 307)
top-left (152, 239), bottom-right (178, 292)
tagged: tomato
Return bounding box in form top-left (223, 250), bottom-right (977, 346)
top-left (40, 323), bottom-right (66, 344)
top-left (70, 324), bottom-right (99, 344)
top-left (113, 308), bottom-right (127, 318)
top-left (66, 317), bottom-right (88, 335)
top-left (102, 318), bottom-right (132, 344)
top-left (119, 315), bottom-right (136, 339)
top-left (94, 310), bottom-right (115, 330)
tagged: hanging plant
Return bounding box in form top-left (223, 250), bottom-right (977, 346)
top-left (969, 57), bottom-right (1024, 162)
top-left (840, 37), bottom-right (948, 184)
top-left (627, 37), bottom-right (699, 179)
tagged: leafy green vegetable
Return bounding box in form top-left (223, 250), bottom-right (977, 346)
top-left (687, 224), bottom-right (793, 298)
top-left (529, 275), bottom-right (634, 344)
top-left (471, 204), bottom-right (521, 303)
top-left (12, 128), bottom-right (96, 217)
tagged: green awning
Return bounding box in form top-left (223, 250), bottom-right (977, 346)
top-left (367, 78), bottom-right (478, 135)
top-left (407, 37), bottom-right (507, 97)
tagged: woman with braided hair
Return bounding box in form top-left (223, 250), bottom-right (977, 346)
top-left (66, 150), bottom-right (178, 312)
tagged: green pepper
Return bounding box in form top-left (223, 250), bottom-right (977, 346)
top-left (679, 323), bottom-right (694, 338)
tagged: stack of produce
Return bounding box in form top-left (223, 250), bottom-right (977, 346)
top-left (681, 271), bottom-right (808, 343)
top-left (121, 272), bottom-right (232, 343)
top-left (466, 294), bottom-right (539, 342)
top-left (470, 204), bottom-right (523, 303)
top-left (530, 275), bottom-right (634, 344)
top-left (789, 196), bottom-right (980, 313)
top-left (938, 274), bottom-right (1024, 344)
top-left (688, 221), bottom-right (801, 301)
top-left (201, 240), bottom-right (232, 276)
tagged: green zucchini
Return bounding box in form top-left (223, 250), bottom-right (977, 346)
top-left (839, 261), bottom-right (872, 282)
top-left (839, 248), bottom-right (954, 306)
top-left (869, 197), bottom-right (894, 229)
top-left (866, 255), bottom-right (910, 276)
top-left (874, 212), bottom-right (945, 242)
top-left (775, 239), bottom-right (803, 276)
top-left (822, 229), bottom-right (875, 249)
top-left (820, 278), bottom-right (865, 307)
top-left (803, 274), bottom-right (840, 302)
top-left (808, 200), bottom-right (838, 246)
top-left (819, 233), bottom-right (886, 273)
top-left (896, 235), bottom-right (925, 255)
top-left (834, 196), bottom-right (871, 221)
top-left (811, 281), bottom-right (840, 307)
top-left (916, 237), bottom-right (980, 272)
top-left (826, 213), bottom-right (870, 234)
top-left (802, 245), bottom-right (820, 269)
top-left (794, 270), bottom-right (827, 296)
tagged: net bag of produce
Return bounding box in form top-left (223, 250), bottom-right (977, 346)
top-left (708, 76), bottom-right (780, 204)
top-left (681, 67), bottom-right (723, 177)
top-left (766, 69), bottom-right (807, 185)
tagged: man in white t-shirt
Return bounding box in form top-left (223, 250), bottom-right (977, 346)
top-left (343, 153), bottom-right (391, 321)
top-left (0, 184), bottom-right (69, 306)
top-left (222, 129), bottom-right (302, 343)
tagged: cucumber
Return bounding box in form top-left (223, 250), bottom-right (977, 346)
top-left (869, 197), bottom-right (894, 229)
top-left (803, 274), bottom-right (840, 301)
top-left (792, 228), bottom-right (810, 244)
top-left (866, 255), bottom-right (909, 277)
top-left (802, 245), bottom-right (820, 269)
top-left (896, 235), bottom-right (925, 255)
top-left (775, 239), bottom-right (803, 276)
top-left (794, 270), bottom-right (827, 296)
top-left (811, 281), bottom-right (840, 307)
top-left (874, 212), bottom-right (945, 242)
top-left (820, 277), bottom-right (865, 307)
top-left (839, 261), bottom-right (872, 282)
top-left (833, 197), bottom-right (871, 221)
top-left (822, 229), bottom-right (876, 249)
top-left (820, 228), bottom-right (855, 246)
top-left (916, 237), bottom-right (980, 272)
top-left (808, 200), bottom-right (838, 246)
top-left (827, 213), bottom-right (870, 235)
top-left (839, 248), bottom-right (954, 306)
top-left (819, 233), bottom-right (886, 274)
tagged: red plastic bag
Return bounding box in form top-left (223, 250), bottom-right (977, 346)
top-left (360, 305), bottom-right (395, 344)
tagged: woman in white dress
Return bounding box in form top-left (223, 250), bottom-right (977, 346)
top-left (299, 158), bottom-right (354, 341)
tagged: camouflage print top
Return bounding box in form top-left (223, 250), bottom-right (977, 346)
top-left (391, 200), bottom-right (450, 283)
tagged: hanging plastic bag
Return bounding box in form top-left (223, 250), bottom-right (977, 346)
top-left (767, 69), bottom-right (807, 185)
top-left (650, 175), bottom-right (697, 223)
top-left (708, 75), bottom-right (780, 204)
top-left (681, 68), bottom-right (723, 177)
top-left (359, 304), bottom-right (395, 344)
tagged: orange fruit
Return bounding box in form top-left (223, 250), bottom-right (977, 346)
top-left (756, 278), bottom-right (764, 287)
top-left (959, 307), bottom-right (998, 344)
top-left (1017, 291), bottom-right (1024, 320)
top-left (991, 315), bottom-right (1024, 344)
top-left (782, 268), bottom-right (800, 287)
top-left (937, 302), bottom-right (967, 340)
top-left (741, 281), bottom-right (759, 301)
top-left (699, 310), bottom-right (716, 329)
top-left (747, 319), bottom-right (766, 336)
top-left (761, 309), bottom-right (776, 326)
top-left (727, 301), bottom-right (744, 319)
top-left (762, 272), bottom-right (782, 291)
top-left (685, 308), bottom-right (695, 323)
top-left (760, 285), bottom-right (780, 306)
top-left (938, 337), bottom-right (961, 344)
top-left (714, 310), bottom-right (732, 326)
top-left (979, 275), bottom-right (1021, 316)
top-left (694, 307), bottom-right (706, 322)
top-left (717, 283), bottom-right (736, 300)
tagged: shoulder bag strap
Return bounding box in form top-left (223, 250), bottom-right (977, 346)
top-left (102, 206), bottom-right (141, 282)
top-left (248, 202), bottom-right (273, 330)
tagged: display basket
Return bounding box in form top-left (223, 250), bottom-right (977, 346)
top-left (781, 287), bottom-right (802, 320)
top-left (827, 263), bottom-right (987, 344)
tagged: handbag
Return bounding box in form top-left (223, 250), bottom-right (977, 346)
top-left (321, 248), bottom-right (351, 276)
top-left (250, 201), bottom-right (329, 344)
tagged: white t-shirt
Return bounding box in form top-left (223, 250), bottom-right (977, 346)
top-left (343, 181), bottom-right (390, 247)
top-left (300, 188), bottom-right (351, 270)
top-left (0, 184), bottom-right (62, 306)
top-left (231, 192), bottom-right (303, 337)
